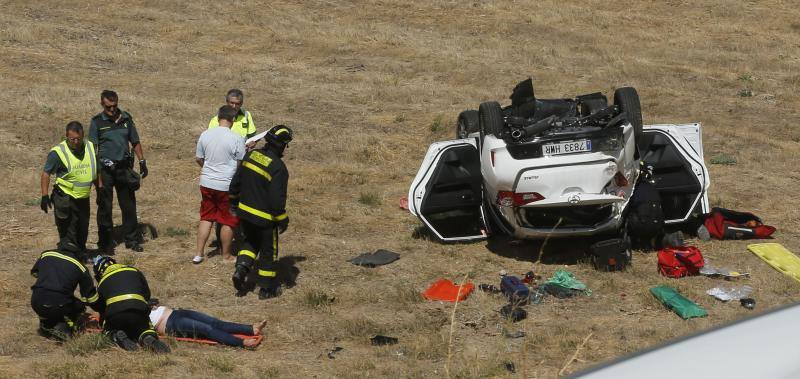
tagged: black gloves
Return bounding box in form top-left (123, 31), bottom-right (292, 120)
top-left (139, 160), bottom-right (148, 179)
top-left (40, 195), bottom-right (52, 213)
top-left (277, 218), bottom-right (289, 234)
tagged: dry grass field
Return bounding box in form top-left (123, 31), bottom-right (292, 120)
top-left (1, 0), bottom-right (800, 377)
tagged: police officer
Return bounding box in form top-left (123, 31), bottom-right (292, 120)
top-left (30, 248), bottom-right (100, 341)
top-left (41, 122), bottom-right (101, 258)
top-left (89, 90), bottom-right (148, 253)
top-left (229, 125), bottom-right (292, 299)
top-left (93, 256), bottom-right (169, 353)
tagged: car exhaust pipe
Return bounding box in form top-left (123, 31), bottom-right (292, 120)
top-left (511, 115), bottom-right (556, 140)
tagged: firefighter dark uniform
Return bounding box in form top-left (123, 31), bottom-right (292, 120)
top-left (229, 125), bottom-right (292, 299)
top-left (43, 140), bottom-right (98, 256)
top-left (89, 110), bottom-right (143, 252)
top-left (93, 256), bottom-right (169, 353)
top-left (30, 249), bottom-right (99, 340)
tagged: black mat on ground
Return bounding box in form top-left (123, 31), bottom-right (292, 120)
top-left (348, 249), bottom-right (400, 267)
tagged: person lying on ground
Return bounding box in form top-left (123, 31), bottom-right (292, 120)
top-left (30, 248), bottom-right (100, 341)
top-left (149, 301), bottom-right (265, 348)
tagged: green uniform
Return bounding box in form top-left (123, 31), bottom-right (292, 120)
top-left (89, 110), bottom-right (141, 249)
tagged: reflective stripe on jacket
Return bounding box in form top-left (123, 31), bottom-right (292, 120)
top-left (229, 148), bottom-right (288, 227)
top-left (50, 140), bottom-right (97, 199)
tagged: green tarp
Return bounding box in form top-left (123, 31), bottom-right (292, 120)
top-left (650, 285), bottom-right (708, 319)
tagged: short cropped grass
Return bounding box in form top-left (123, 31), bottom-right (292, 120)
top-left (358, 192), bottom-right (382, 207)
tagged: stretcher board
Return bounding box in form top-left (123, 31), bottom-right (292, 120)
top-left (748, 243), bottom-right (800, 284)
top-left (85, 314), bottom-right (262, 346)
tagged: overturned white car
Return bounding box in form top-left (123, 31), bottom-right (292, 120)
top-left (408, 79), bottom-right (710, 242)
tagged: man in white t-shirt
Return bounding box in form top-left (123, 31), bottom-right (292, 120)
top-left (193, 105), bottom-right (245, 263)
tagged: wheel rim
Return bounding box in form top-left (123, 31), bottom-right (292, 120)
top-left (457, 120), bottom-right (467, 138)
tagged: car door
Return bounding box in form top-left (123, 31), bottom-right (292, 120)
top-left (408, 138), bottom-right (487, 242)
top-left (640, 123), bottom-right (710, 224)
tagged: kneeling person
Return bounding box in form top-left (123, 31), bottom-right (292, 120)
top-left (93, 256), bottom-right (169, 353)
top-left (30, 249), bottom-right (100, 341)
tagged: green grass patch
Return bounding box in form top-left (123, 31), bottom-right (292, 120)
top-left (46, 362), bottom-right (92, 379)
top-left (165, 227), bottom-right (189, 237)
top-left (710, 154), bottom-right (737, 165)
top-left (429, 114), bottom-right (444, 132)
top-left (738, 72), bottom-right (753, 82)
top-left (207, 356), bottom-right (235, 373)
top-left (738, 89), bottom-right (753, 97)
top-left (25, 198), bottom-right (41, 206)
top-left (358, 192), bottom-right (382, 207)
top-left (302, 288), bottom-right (336, 309)
top-left (64, 333), bottom-right (114, 356)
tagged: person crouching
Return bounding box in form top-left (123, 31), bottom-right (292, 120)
top-left (92, 256), bottom-right (169, 353)
top-left (30, 248), bottom-right (100, 341)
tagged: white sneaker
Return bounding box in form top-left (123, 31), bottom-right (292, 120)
top-left (192, 255), bottom-right (204, 264)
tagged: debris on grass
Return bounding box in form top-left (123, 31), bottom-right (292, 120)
top-left (422, 279), bottom-right (474, 302)
top-left (327, 346), bottom-right (344, 359)
top-left (370, 335), bottom-right (398, 346)
top-left (650, 285), bottom-right (707, 319)
top-left (348, 249), bottom-right (400, 267)
top-left (707, 285), bottom-right (753, 302)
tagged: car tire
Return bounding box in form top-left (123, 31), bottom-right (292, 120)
top-left (456, 110), bottom-right (479, 139)
top-left (479, 101), bottom-right (505, 138)
top-left (614, 87), bottom-right (643, 150)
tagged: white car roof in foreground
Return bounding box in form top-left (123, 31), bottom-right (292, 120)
top-left (573, 302), bottom-right (800, 379)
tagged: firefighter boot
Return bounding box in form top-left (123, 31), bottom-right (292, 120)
top-left (109, 330), bottom-right (139, 351)
top-left (232, 264), bottom-right (249, 294)
top-left (140, 334), bottom-right (171, 354)
top-left (39, 321), bottom-right (72, 342)
top-left (258, 285), bottom-right (282, 300)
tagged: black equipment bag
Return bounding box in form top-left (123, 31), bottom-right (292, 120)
top-left (590, 238), bottom-right (630, 271)
top-left (626, 181), bottom-right (664, 242)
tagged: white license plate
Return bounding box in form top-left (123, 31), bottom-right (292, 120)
top-left (542, 139), bottom-right (592, 156)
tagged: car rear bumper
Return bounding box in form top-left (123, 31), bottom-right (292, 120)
top-left (493, 203), bottom-right (625, 239)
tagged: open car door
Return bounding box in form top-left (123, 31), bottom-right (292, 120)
top-left (640, 123), bottom-right (710, 224)
top-left (408, 139), bottom-right (487, 242)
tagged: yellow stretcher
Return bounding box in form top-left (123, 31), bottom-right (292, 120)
top-left (748, 243), bottom-right (800, 284)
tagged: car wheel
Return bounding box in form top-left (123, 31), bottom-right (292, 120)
top-left (479, 101), bottom-right (505, 138)
top-left (614, 87), bottom-right (643, 150)
top-left (456, 110), bottom-right (479, 139)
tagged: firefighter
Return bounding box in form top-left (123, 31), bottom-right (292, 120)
top-left (30, 248), bottom-right (100, 341)
top-left (229, 125), bottom-right (292, 299)
top-left (92, 256), bottom-right (170, 353)
top-left (40, 121), bottom-right (101, 259)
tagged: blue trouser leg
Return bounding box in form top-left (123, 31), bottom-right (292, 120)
top-left (167, 310), bottom-right (251, 346)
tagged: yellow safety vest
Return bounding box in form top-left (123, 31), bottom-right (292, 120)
top-left (51, 140), bottom-right (97, 199)
top-left (208, 110), bottom-right (256, 138)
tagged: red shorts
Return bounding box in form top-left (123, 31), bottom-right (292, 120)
top-left (200, 186), bottom-right (239, 227)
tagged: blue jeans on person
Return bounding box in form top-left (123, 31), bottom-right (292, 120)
top-left (165, 309), bottom-right (253, 347)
